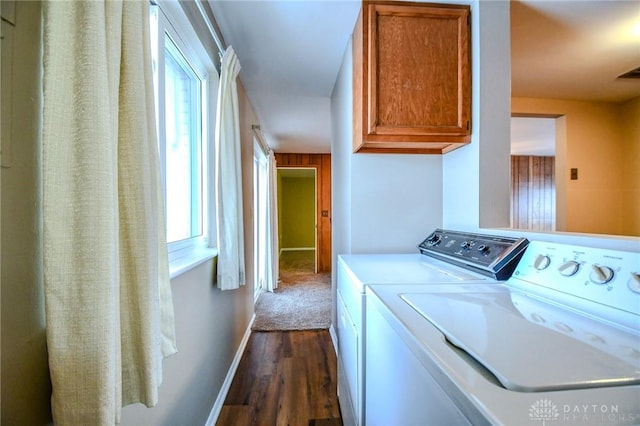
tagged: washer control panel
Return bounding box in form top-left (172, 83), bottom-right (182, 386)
top-left (510, 241), bottom-right (640, 324)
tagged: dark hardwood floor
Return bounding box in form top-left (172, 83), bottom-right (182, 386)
top-left (217, 330), bottom-right (342, 426)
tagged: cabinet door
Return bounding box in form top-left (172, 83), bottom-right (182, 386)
top-left (354, 1), bottom-right (471, 154)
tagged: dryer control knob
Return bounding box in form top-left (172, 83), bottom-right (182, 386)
top-left (558, 261), bottom-right (580, 277)
top-left (589, 264), bottom-right (614, 285)
top-left (534, 254), bottom-right (551, 270)
top-left (628, 273), bottom-right (640, 294)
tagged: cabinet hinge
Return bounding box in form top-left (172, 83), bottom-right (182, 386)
top-left (466, 121), bottom-right (470, 131)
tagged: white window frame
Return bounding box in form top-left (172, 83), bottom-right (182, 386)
top-left (253, 139), bottom-right (269, 300)
top-left (151, 1), bottom-right (218, 276)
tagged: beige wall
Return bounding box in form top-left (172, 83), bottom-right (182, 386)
top-left (1, 2), bottom-right (52, 424)
top-left (512, 96), bottom-right (639, 236)
top-left (620, 97), bottom-right (640, 236)
top-left (1, 2), bottom-right (257, 424)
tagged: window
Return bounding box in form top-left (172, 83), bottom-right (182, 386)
top-left (163, 37), bottom-right (203, 243)
top-left (150, 2), bottom-right (217, 268)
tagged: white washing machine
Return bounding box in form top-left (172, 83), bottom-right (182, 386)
top-left (336, 229), bottom-right (529, 426)
top-left (365, 240), bottom-right (640, 425)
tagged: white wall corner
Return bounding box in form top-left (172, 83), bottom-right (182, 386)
top-left (443, 0), bottom-right (511, 232)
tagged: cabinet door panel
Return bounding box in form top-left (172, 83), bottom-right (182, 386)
top-left (371, 6), bottom-right (464, 134)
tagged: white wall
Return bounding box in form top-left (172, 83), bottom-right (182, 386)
top-left (330, 41), bottom-right (353, 328)
top-left (443, 0), bottom-right (511, 232)
top-left (329, 42), bottom-right (351, 264)
top-left (330, 46), bottom-right (442, 259)
top-left (350, 154), bottom-right (442, 253)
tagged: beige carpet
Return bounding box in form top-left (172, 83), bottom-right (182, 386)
top-left (252, 268), bottom-right (331, 331)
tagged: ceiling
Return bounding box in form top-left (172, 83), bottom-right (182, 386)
top-left (511, 0), bottom-right (640, 104)
top-left (209, 0), bottom-right (640, 154)
top-left (209, 0), bottom-right (360, 153)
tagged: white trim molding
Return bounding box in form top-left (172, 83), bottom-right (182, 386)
top-left (205, 314), bottom-right (255, 425)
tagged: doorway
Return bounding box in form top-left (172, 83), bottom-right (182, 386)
top-left (273, 153), bottom-right (332, 273)
top-left (510, 116), bottom-right (557, 231)
top-left (277, 168), bottom-right (317, 273)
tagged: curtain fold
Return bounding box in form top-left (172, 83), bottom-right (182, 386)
top-left (215, 46), bottom-right (245, 290)
top-left (265, 151), bottom-right (279, 292)
top-left (42, 1), bottom-right (176, 424)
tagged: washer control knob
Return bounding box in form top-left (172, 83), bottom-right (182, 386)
top-left (534, 254), bottom-right (551, 270)
top-left (628, 273), bottom-right (640, 294)
top-left (477, 244), bottom-right (489, 253)
top-left (589, 264), bottom-right (614, 285)
top-left (427, 234), bottom-right (442, 246)
top-left (460, 241), bottom-right (471, 249)
top-left (558, 260), bottom-right (580, 277)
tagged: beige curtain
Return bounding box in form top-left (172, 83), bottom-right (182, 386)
top-left (215, 46), bottom-right (245, 290)
top-left (42, 1), bottom-right (176, 424)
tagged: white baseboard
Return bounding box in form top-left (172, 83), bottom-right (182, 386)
top-left (280, 247), bottom-right (315, 254)
top-left (205, 313), bottom-right (256, 426)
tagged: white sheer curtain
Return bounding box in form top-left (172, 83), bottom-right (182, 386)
top-left (264, 151), bottom-right (279, 291)
top-left (42, 1), bottom-right (176, 424)
top-left (215, 46), bottom-right (245, 290)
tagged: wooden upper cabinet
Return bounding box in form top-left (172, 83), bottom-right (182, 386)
top-left (353, 1), bottom-right (471, 154)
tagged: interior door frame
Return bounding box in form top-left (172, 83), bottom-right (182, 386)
top-left (274, 153), bottom-right (332, 273)
top-left (277, 167), bottom-right (317, 273)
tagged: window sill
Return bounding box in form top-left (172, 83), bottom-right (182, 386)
top-left (169, 247), bottom-right (218, 280)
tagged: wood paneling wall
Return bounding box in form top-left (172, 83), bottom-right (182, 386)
top-left (275, 153), bottom-right (332, 272)
top-left (511, 156), bottom-right (555, 231)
